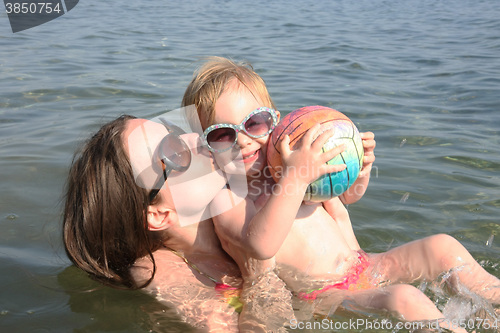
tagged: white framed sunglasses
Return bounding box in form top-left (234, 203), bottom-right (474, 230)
top-left (202, 107), bottom-right (278, 153)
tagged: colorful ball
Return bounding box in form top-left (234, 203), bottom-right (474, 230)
top-left (267, 105), bottom-right (364, 202)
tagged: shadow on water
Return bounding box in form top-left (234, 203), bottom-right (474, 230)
top-left (56, 265), bottom-right (199, 333)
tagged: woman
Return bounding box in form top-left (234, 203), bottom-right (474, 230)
top-left (63, 115), bottom-right (244, 331)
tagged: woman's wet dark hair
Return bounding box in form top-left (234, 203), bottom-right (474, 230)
top-left (63, 115), bottom-right (163, 289)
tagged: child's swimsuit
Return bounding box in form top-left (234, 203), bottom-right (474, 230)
top-left (215, 283), bottom-right (243, 313)
top-left (298, 251), bottom-right (371, 300)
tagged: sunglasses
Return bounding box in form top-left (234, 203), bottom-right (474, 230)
top-left (148, 122), bottom-right (192, 202)
top-left (202, 107), bottom-right (278, 153)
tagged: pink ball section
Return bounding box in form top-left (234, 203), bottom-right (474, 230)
top-left (267, 105), bottom-right (364, 202)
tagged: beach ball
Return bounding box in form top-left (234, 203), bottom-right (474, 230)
top-left (267, 106), bottom-right (364, 202)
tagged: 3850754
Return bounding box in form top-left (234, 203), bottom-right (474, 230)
top-left (5, 2), bottom-right (63, 14)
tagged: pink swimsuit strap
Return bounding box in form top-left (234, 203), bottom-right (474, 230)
top-left (298, 251), bottom-right (370, 300)
top-left (214, 282), bottom-right (239, 292)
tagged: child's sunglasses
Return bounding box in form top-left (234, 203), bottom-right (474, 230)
top-left (148, 122), bottom-right (192, 202)
top-left (202, 107), bottom-right (278, 153)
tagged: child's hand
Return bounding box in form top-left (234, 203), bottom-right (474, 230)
top-left (359, 131), bottom-right (376, 177)
top-left (279, 124), bottom-right (346, 186)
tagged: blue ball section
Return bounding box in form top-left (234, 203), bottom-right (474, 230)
top-left (304, 120), bottom-right (364, 202)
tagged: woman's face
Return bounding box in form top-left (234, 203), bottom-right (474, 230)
top-left (122, 118), bottom-right (245, 227)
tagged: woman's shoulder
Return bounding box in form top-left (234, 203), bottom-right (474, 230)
top-left (130, 248), bottom-right (194, 290)
top-left (131, 250), bottom-right (241, 331)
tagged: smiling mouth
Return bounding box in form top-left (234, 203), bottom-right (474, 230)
top-left (240, 149), bottom-right (259, 163)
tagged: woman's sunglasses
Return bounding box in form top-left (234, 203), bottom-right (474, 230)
top-left (148, 122), bottom-right (192, 202)
top-left (202, 107), bottom-right (278, 153)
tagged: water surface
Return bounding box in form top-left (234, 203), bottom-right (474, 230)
top-left (1, 0), bottom-right (499, 331)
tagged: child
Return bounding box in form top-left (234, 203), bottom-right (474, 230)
top-left (182, 57), bottom-right (499, 332)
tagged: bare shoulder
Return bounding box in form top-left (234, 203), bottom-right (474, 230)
top-left (131, 250), bottom-right (240, 331)
top-left (131, 249), bottom-right (195, 290)
top-left (131, 249), bottom-right (220, 307)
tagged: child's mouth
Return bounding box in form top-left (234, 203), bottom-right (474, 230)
top-left (241, 149), bottom-right (259, 163)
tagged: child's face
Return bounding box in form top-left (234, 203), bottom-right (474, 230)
top-left (212, 81), bottom-right (278, 178)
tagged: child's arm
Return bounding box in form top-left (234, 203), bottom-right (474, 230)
top-left (322, 197), bottom-right (361, 250)
top-left (339, 131), bottom-right (376, 205)
top-left (321, 132), bottom-right (375, 252)
top-left (212, 125), bottom-right (346, 260)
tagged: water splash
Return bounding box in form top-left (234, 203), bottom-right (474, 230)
top-left (4, 213), bottom-right (19, 220)
top-left (422, 267), bottom-right (499, 330)
top-left (399, 192), bottom-right (410, 203)
top-left (486, 234), bottom-right (494, 247)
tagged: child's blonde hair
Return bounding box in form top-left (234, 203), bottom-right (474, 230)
top-left (182, 56), bottom-right (276, 130)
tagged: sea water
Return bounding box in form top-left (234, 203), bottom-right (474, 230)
top-left (1, 0), bottom-right (499, 331)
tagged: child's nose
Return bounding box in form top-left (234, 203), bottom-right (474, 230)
top-left (236, 131), bottom-right (253, 148)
